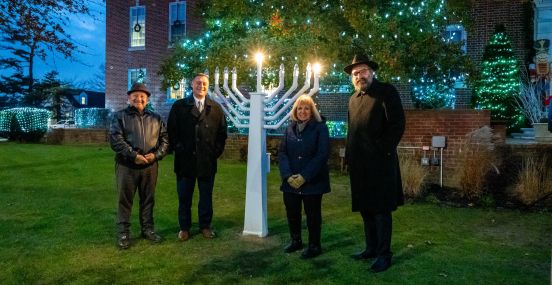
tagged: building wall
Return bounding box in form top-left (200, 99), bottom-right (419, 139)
top-left (316, 92), bottom-right (348, 121)
top-left (105, 0), bottom-right (204, 118)
top-left (468, 0), bottom-right (532, 66)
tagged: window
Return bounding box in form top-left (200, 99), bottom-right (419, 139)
top-left (445, 24), bottom-right (467, 88)
top-left (167, 80), bottom-right (186, 101)
top-left (445, 24), bottom-right (467, 53)
top-left (81, 96), bottom-right (86, 105)
top-left (128, 68), bottom-right (147, 89)
top-left (129, 6), bottom-right (146, 49)
top-left (169, 1), bottom-right (186, 45)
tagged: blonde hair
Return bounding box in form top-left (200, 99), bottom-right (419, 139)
top-left (290, 95), bottom-right (322, 122)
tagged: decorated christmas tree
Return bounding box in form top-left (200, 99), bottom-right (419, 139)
top-left (159, 0), bottom-right (473, 103)
top-left (474, 24), bottom-right (524, 129)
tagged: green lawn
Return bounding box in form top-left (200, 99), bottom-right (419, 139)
top-left (0, 142), bottom-right (550, 285)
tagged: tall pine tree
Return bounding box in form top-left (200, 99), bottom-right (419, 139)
top-left (474, 24), bottom-right (523, 129)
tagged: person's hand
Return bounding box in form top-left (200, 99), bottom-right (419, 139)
top-left (288, 174), bottom-right (305, 189)
top-left (294, 174), bottom-right (305, 188)
top-left (134, 154), bottom-right (149, 165)
top-left (287, 175), bottom-right (298, 188)
top-left (144, 153), bottom-right (156, 163)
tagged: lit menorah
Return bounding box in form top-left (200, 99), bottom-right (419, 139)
top-left (210, 53), bottom-right (320, 237)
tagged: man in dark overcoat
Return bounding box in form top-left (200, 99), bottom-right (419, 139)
top-left (344, 54), bottom-right (406, 272)
top-left (167, 73), bottom-right (227, 241)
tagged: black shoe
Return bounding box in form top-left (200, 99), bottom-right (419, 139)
top-left (300, 245), bottom-right (322, 259)
top-left (141, 230), bottom-right (163, 243)
top-left (284, 240), bottom-right (303, 253)
top-left (351, 250), bottom-right (377, 260)
top-left (370, 256), bottom-right (392, 273)
top-left (118, 234), bottom-right (130, 250)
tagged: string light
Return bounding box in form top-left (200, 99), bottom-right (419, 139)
top-left (74, 108), bottom-right (110, 128)
top-left (474, 27), bottom-right (524, 129)
top-left (0, 108), bottom-right (51, 139)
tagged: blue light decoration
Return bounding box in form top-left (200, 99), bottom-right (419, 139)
top-left (227, 118), bottom-right (348, 138)
top-left (411, 75), bottom-right (456, 109)
top-left (11, 107), bottom-right (51, 133)
top-left (0, 107), bottom-right (51, 141)
top-left (74, 108), bottom-right (110, 129)
top-left (0, 109), bottom-right (12, 137)
top-left (326, 120), bottom-right (347, 138)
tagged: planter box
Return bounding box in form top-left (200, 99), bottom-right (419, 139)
top-left (533, 123), bottom-right (552, 143)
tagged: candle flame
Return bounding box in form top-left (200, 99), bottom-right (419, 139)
top-left (255, 52), bottom-right (264, 64)
top-left (313, 63), bottom-right (322, 74)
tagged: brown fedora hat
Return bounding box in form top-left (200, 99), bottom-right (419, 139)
top-left (343, 54), bottom-right (379, 74)
top-left (127, 82), bottom-right (151, 97)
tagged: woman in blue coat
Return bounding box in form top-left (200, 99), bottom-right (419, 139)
top-left (279, 95), bottom-right (331, 259)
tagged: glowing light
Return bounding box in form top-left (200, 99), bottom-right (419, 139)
top-left (255, 52), bottom-right (264, 64)
top-left (313, 63), bottom-right (322, 74)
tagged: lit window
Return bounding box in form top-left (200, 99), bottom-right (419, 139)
top-left (445, 24), bottom-right (467, 53)
top-left (169, 2), bottom-right (186, 45)
top-left (130, 6), bottom-right (146, 49)
top-left (128, 68), bottom-right (147, 89)
top-left (167, 80), bottom-right (186, 101)
top-left (445, 24), bottom-right (467, 88)
top-left (81, 96), bottom-right (86, 105)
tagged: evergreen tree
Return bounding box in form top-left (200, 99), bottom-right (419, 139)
top-left (28, 71), bottom-right (68, 120)
top-left (159, 0), bottom-right (473, 99)
top-left (474, 24), bottom-right (524, 129)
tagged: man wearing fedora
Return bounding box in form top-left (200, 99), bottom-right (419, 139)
top-left (109, 82), bottom-right (169, 249)
top-left (344, 54), bottom-right (406, 272)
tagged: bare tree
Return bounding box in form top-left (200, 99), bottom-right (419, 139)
top-left (0, 1), bottom-right (91, 95)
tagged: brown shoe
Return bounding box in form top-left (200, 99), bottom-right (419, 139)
top-left (201, 228), bottom-right (216, 239)
top-left (178, 230), bottom-right (190, 241)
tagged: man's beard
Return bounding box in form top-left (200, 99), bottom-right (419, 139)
top-left (354, 78), bottom-right (370, 91)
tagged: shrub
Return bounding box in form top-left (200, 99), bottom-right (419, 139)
top-left (0, 108), bottom-right (51, 142)
top-left (455, 126), bottom-right (499, 200)
top-left (511, 156), bottom-right (552, 206)
top-left (399, 154), bottom-right (427, 199)
top-left (0, 110), bottom-right (11, 137)
top-left (74, 108), bottom-right (110, 129)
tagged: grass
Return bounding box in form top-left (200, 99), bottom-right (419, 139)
top-left (0, 142), bottom-right (550, 285)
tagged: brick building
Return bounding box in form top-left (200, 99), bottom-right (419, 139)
top-left (105, 0), bottom-right (204, 117)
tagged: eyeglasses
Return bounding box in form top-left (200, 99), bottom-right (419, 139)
top-left (351, 68), bottom-right (371, 77)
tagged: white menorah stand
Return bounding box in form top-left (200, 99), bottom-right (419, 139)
top-left (207, 54), bottom-right (320, 237)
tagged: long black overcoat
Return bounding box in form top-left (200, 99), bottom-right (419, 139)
top-left (167, 96), bottom-right (227, 178)
top-left (279, 119), bottom-right (331, 195)
top-left (347, 79), bottom-right (405, 212)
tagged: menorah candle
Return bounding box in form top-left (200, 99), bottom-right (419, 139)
top-left (255, 52), bottom-right (263, 92)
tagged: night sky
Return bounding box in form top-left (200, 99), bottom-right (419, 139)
top-left (29, 2), bottom-right (105, 89)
